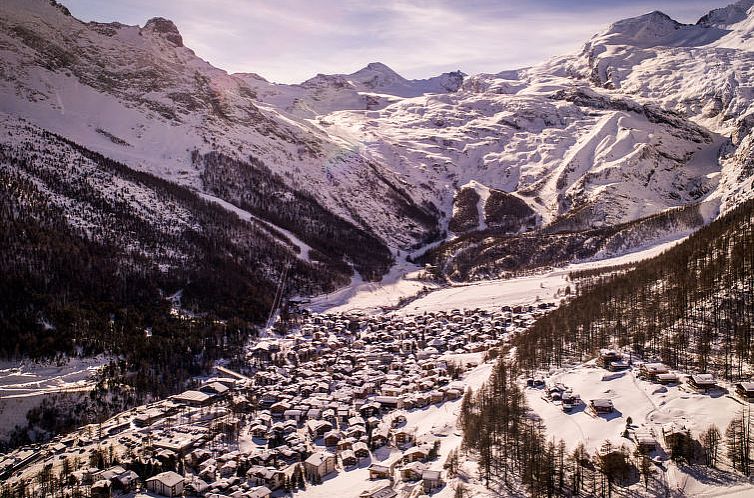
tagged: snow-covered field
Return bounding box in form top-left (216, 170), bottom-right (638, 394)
top-left (0, 356), bottom-right (107, 438)
top-left (308, 260), bottom-right (439, 313)
top-left (526, 362), bottom-right (754, 497)
top-left (313, 236), bottom-right (685, 315)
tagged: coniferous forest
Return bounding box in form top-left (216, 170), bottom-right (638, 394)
top-left (0, 124), bottom-right (389, 400)
top-left (515, 198), bottom-right (754, 378)
top-left (460, 199), bottom-right (754, 496)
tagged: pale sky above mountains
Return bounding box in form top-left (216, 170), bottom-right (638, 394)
top-left (64, 0), bottom-right (727, 83)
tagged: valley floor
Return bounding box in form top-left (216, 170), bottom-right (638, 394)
top-left (312, 235), bottom-right (687, 315)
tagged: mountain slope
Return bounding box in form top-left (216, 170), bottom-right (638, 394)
top-left (1, 0), bottom-right (754, 290)
top-left (0, 115), bottom-right (353, 357)
top-left (0, 0), bottom-right (442, 255)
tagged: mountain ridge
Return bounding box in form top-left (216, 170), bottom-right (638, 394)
top-left (0, 0), bottom-right (753, 291)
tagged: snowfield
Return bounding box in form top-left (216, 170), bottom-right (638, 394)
top-left (313, 235), bottom-right (687, 315)
top-left (525, 361), bottom-right (754, 497)
top-left (0, 356), bottom-right (107, 439)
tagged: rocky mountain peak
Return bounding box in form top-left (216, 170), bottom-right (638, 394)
top-left (697, 0), bottom-right (754, 27)
top-left (143, 17), bottom-right (183, 47)
top-left (604, 10), bottom-right (683, 40)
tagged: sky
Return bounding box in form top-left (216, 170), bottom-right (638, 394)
top-left (63, 0), bottom-right (729, 83)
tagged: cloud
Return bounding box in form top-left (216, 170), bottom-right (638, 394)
top-left (62, 0), bottom-right (729, 82)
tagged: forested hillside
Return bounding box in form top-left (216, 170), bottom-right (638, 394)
top-left (515, 198), bottom-right (754, 379)
top-left (461, 201), bottom-right (754, 495)
top-left (0, 119), bottom-right (354, 393)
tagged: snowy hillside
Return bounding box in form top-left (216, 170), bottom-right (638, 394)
top-left (0, 0), bottom-right (442, 253)
top-left (1, 0), bottom-right (754, 285)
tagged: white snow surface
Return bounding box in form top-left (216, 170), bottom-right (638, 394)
top-left (314, 236), bottom-right (685, 315)
top-left (526, 361), bottom-right (754, 497)
top-left (2, 0), bottom-right (752, 256)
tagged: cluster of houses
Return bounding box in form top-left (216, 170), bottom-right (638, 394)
top-left (1, 306), bottom-right (551, 498)
top-left (594, 349), bottom-right (753, 397)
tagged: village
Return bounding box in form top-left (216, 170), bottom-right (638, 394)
top-left (0, 303), bottom-right (555, 498)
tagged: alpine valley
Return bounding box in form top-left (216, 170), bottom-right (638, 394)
top-left (1, 1), bottom-right (754, 497)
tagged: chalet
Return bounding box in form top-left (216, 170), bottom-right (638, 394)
top-left (323, 430), bottom-right (342, 447)
top-left (735, 382), bottom-right (754, 401)
top-left (656, 373), bottom-right (679, 384)
top-left (146, 471), bottom-right (185, 497)
top-left (662, 422), bottom-right (692, 450)
top-left (422, 470), bottom-right (443, 492)
top-left (688, 374), bottom-right (717, 392)
top-left (112, 470), bottom-right (138, 492)
top-left (283, 409), bottom-right (303, 423)
top-left (368, 463), bottom-right (392, 480)
top-left (414, 393), bottom-right (431, 408)
top-left (429, 390), bottom-right (445, 404)
top-left (640, 363), bottom-right (669, 380)
top-left (183, 478), bottom-right (209, 496)
top-left (399, 461), bottom-right (427, 481)
top-left (247, 486), bottom-right (272, 498)
top-left (590, 399), bottom-right (614, 414)
top-left (372, 428), bottom-right (389, 448)
top-left (359, 402), bottom-right (381, 418)
top-left (391, 414), bottom-right (407, 428)
top-left (303, 452), bottom-right (336, 479)
top-left (337, 407), bottom-right (351, 423)
top-left (597, 350), bottom-right (622, 369)
top-left (307, 408), bottom-right (322, 420)
top-left (393, 428), bottom-right (415, 445)
top-left (561, 392), bottom-right (581, 412)
top-left (270, 401), bottom-right (291, 417)
top-left (246, 466), bottom-right (285, 490)
top-left (403, 446), bottom-right (429, 462)
top-left (340, 450), bottom-right (358, 467)
top-left (353, 441), bottom-right (370, 458)
top-left (347, 425), bottom-right (367, 440)
top-left (337, 438), bottom-right (354, 451)
top-left (373, 396), bottom-right (403, 410)
top-left (307, 419), bottom-right (332, 438)
top-left (634, 429), bottom-right (658, 453)
top-left (91, 480), bottom-right (110, 498)
top-left (250, 425), bottom-right (268, 438)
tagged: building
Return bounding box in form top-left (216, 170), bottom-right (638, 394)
top-left (303, 452), bottom-right (336, 479)
top-left (590, 398), bottom-right (614, 414)
top-left (422, 470), bottom-right (443, 492)
top-left (688, 374), bottom-right (716, 392)
top-left (171, 390), bottom-right (213, 407)
top-left (634, 429), bottom-right (658, 453)
top-left (735, 382), bottom-right (754, 401)
top-left (146, 471), bottom-right (185, 497)
top-left (597, 350), bottom-right (622, 369)
top-left (640, 363), bottom-right (669, 380)
top-left (90, 480), bottom-right (110, 498)
top-left (340, 450), bottom-right (358, 467)
top-left (247, 486), bottom-right (272, 498)
top-left (353, 441), bottom-right (370, 459)
top-left (368, 463), bottom-right (392, 480)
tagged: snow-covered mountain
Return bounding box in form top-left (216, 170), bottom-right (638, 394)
top-left (2, 0), bottom-right (754, 285)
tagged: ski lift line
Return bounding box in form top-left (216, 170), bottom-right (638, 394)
top-left (264, 259), bottom-right (291, 332)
